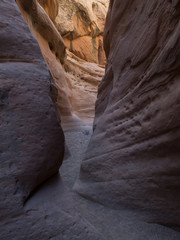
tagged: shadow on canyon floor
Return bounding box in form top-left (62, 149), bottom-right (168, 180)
top-left (59, 125), bottom-right (180, 240)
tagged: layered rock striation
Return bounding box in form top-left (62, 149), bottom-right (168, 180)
top-left (63, 50), bottom-right (105, 126)
top-left (38, 0), bottom-right (59, 21)
top-left (75, 0), bottom-right (180, 225)
top-left (20, 0), bottom-right (107, 128)
top-left (0, 1), bottom-right (104, 239)
top-left (55, 0), bottom-right (109, 65)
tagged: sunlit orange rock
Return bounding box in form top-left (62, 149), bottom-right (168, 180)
top-left (55, 0), bottom-right (109, 65)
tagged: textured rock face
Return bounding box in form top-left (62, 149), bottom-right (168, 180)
top-left (0, 1), bottom-right (104, 239)
top-left (19, 0), bottom-right (105, 128)
top-left (55, 0), bottom-right (109, 65)
top-left (17, 0), bottom-right (72, 118)
top-left (63, 50), bottom-right (104, 125)
top-left (75, 0), bottom-right (180, 224)
top-left (0, 0), bottom-right (64, 209)
top-left (38, 0), bottom-right (59, 20)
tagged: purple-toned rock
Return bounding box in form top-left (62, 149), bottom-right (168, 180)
top-left (0, 0), bottom-right (64, 213)
top-left (0, 1), bottom-right (104, 239)
top-left (75, 0), bottom-right (180, 225)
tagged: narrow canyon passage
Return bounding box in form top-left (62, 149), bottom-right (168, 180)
top-left (1, 0), bottom-right (180, 239)
top-left (60, 126), bottom-right (180, 240)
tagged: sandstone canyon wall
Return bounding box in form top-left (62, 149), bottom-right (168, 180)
top-left (55, 0), bottom-right (109, 65)
top-left (25, 0), bottom-right (108, 127)
top-left (38, 0), bottom-right (59, 21)
top-left (63, 51), bottom-right (105, 126)
top-left (50, 0), bottom-right (108, 125)
top-left (0, 0), bottom-right (64, 207)
top-left (1, 0), bottom-right (179, 238)
top-left (75, 0), bottom-right (180, 225)
top-left (0, 1), bottom-right (104, 239)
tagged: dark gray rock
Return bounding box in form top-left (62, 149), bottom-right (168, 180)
top-left (0, 0), bottom-right (65, 217)
top-left (75, 0), bottom-right (180, 226)
top-left (0, 1), bottom-right (103, 239)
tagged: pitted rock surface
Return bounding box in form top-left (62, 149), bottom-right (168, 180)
top-left (75, 0), bottom-right (180, 226)
top-left (0, 1), bottom-right (104, 239)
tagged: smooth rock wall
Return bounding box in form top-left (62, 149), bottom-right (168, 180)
top-left (23, 0), bottom-right (106, 127)
top-left (0, 0), bottom-right (64, 210)
top-left (0, 1), bottom-right (104, 239)
top-left (75, 0), bottom-right (180, 225)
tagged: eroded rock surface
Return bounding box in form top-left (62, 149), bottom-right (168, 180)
top-left (0, 0), bottom-right (64, 209)
top-left (64, 50), bottom-right (104, 125)
top-left (55, 0), bottom-right (109, 65)
top-left (75, 0), bottom-right (180, 226)
top-left (38, 0), bottom-right (59, 21)
top-left (0, 1), bottom-right (104, 239)
top-left (19, 0), bottom-right (105, 128)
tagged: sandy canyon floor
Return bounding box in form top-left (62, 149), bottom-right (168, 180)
top-left (60, 125), bottom-right (180, 240)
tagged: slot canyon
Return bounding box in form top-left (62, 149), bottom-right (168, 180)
top-left (0, 0), bottom-right (180, 239)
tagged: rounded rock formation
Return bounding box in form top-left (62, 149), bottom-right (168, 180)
top-left (75, 0), bottom-right (180, 226)
top-left (38, 0), bottom-right (59, 21)
top-left (55, 0), bottom-right (109, 65)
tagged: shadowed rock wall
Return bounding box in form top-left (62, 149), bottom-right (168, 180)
top-left (0, 1), bottom-right (104, 239)
top-left (0, 0), bottom-right (64, 209)
top-left (75, 0), bottom-right (180, 225)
